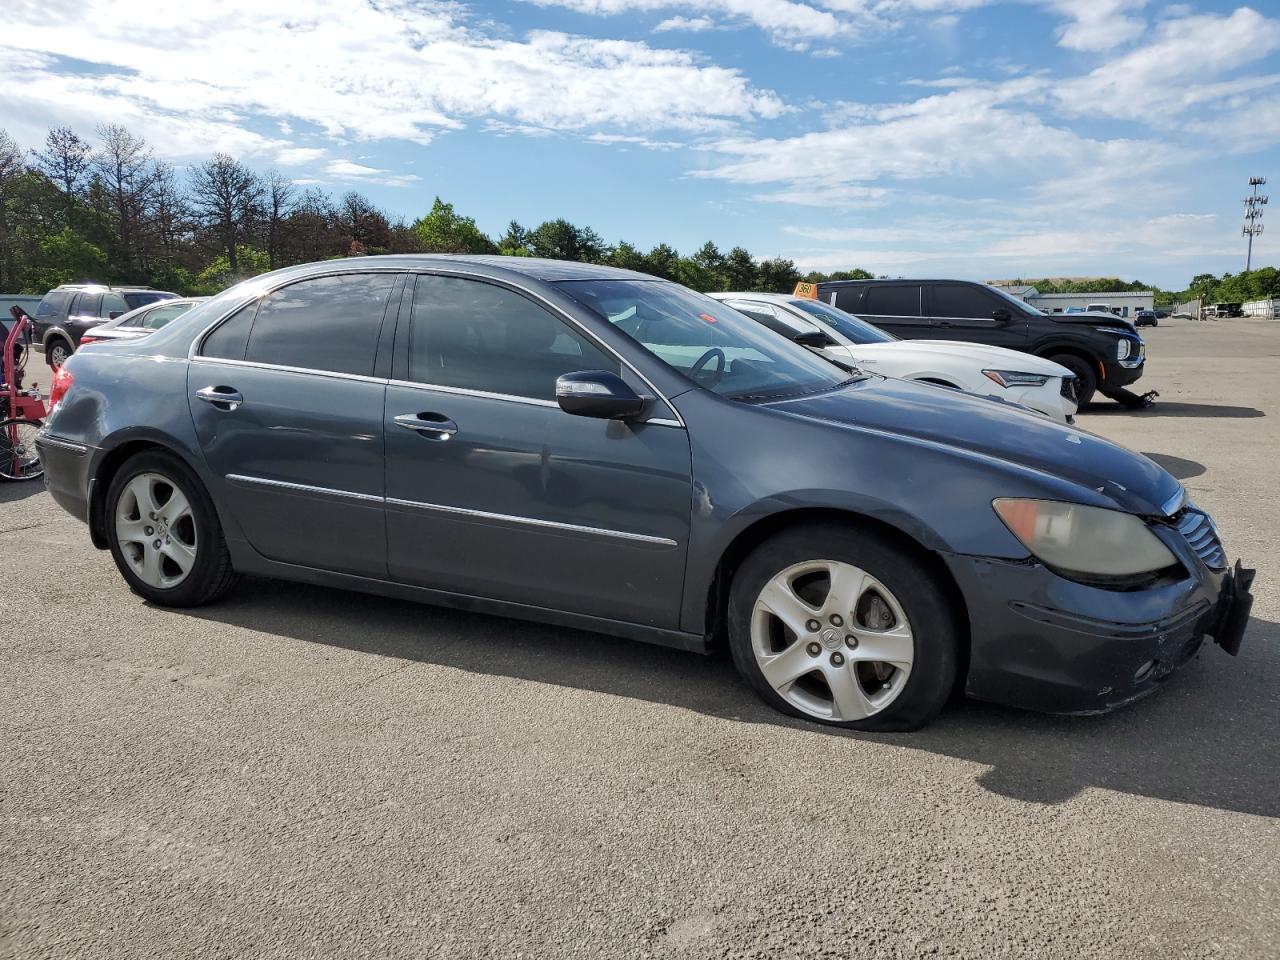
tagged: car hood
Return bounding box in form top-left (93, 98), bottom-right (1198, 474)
top-left (761, 376), bottom-right (1181, 515)
top-left (1050, 312), bottom-right (1139, 334)
top-left (845, 340), bottom-right (1070, 376)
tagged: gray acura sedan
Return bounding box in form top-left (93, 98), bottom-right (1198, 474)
top-left (35, 256), bottom-right (1253, 730)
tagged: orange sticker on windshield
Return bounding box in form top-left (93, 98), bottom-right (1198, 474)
top-left (699, 312), bottom-right (718, 324)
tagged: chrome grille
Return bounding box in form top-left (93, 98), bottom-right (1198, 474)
top-left (1176, 507), bottom-right (1226, 571)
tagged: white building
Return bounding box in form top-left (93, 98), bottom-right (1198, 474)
top-left (1005, 290), bottom-right (1155, 318)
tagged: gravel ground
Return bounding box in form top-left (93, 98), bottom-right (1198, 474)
top-left (1, 317), bottom-right (1277, 960)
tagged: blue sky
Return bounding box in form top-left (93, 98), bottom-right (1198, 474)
top-left (4, 0), bottom-right (1278, 287)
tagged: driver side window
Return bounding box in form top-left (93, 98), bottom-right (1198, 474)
top-left (408, 275), bottom-right (619, 402)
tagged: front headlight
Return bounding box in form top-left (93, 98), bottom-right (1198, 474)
top-left (993, 499), bottom-right (1177, 577)
top-left (982, 369), bottom-right (1051, 388)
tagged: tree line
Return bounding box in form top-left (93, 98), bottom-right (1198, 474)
top-left (1, 124), bottom-right (1273, 303)
top-left (1007, 268), bottom-right (1280, 307)
top-left (0, 124), bottom-right (870, 299)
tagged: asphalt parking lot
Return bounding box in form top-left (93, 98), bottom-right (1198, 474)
top-left (2, 317), bottom-right (1278, 960)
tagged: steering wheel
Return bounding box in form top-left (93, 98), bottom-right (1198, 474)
top-left (688, 347), bottom-right (726, 387)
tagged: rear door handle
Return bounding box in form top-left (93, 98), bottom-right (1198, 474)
top-left (393, 412), bottom-right (458, 440)
top-left (935, 320), bottom-right (954, 328)
top-left (195, 385), bottom-right (244, 411)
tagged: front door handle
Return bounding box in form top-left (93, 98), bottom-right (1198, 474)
top-left (393, 412), bottom-right (458, 440)
top-left (936, 320), bottom-right (954, 328)
top-left (195, 385), bottom-right (244, 411)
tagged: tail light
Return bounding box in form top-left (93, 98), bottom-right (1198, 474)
top-left (48, 366), bottom-right (74, 414)
top-left (78, 335), bottom-right (100, 345)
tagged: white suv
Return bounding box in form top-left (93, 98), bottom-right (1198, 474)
top-left (711, 292), bottom-right (1078, 423)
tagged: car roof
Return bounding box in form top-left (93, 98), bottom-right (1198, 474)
top-left (707, 291), bottom-right (799, 303)
top-left (266, 254), bottom-right (661, 284)
top-left (815, 278), bottom-right (986, 286)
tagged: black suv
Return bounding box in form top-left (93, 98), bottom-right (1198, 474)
top-left (813, 279), bottom-right (1145, 405)
top-left (31, 284), bottom-right (178, 367)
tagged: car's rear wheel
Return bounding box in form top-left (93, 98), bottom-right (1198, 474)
top-left (1048, 353), bottom-right (1096, 406)
top-left (727, 525), bottom-right (959, 731)
top-left (105, 451), bottom-right (236, 606)
top-left (46, 339), bottom-right (70, 368)
top-left (0, 418), bottom-right (43, 481)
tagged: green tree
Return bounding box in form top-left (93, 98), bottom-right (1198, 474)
top-left (194, 244), bottom-right (270, 293)
top-left (497, 220), bottom-right (531, 257)
top-left (755, 256), bottom-right (801, 293)
top-left (723, 246), bottom-right (757, 290)
top-left (643, 243), bottom-right (679, 280)
top-left (608, 240), bottom-right (647, 272)
top-left (413, 197), bottom-right (495, 254)
top-left (34, 226), bottom-right (107, 287)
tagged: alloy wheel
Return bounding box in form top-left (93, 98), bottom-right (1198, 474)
top-left (48, 343), bottom-right (68, 367)
top-left (750, 559), bottom-right (914, 721)
top-left (114, 472), bottom-right (198, 589)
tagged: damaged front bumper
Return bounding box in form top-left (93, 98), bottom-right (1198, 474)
top-left (942, 550), bottom-right (1256, 715)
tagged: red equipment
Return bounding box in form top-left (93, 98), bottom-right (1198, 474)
top-left (2, 306), bottom-right (49, 481)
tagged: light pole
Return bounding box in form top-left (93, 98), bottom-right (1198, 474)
top-left (1243, 176), bottom-right (1268, 272)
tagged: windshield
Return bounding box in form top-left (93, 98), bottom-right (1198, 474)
top-left (557, 279), bottom-right (852, 400)
top-left (789, 299), bottom-right (896, 344)
top-left (988, 284), bottom-right (1043, 316)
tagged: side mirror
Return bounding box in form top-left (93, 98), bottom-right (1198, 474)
top-left (793, 330), bottom-right (836, 349)
top-left (556, 370), bottom-right (648, 420)
top-left (108, 311), bottom-right (124, 320)
top-left (991, 307), bottom-right (1011, 323)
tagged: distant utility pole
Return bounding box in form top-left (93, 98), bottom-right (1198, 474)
top-left (1243, 176), bottom-right (1268, 272)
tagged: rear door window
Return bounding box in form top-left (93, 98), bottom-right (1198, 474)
top-left (73, 293), bottom-right (100, 317)
top-left (930, 284), bottom-right (1002, 319)
top-left (244, 272), bottom-right (397, 377)
top-left (861, 285), bottom-right (921, 317)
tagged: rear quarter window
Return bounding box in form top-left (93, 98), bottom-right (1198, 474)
top-left (36, 291), bottom-right (71, 318)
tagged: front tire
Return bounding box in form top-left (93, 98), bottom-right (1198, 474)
top-left (727, 525), bottom-right (960, 732)
top-left (105, 451), bottom-right (236, 606)
top-left (45, 338), bottom-right (70, 369)
top-left (1048, 353), bottom-right (1097, 406)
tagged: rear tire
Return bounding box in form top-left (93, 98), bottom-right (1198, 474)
top-left (105, 450), bottom-right (237, 606)
top-left (45, 338), bottom-right (70, 369)
top-left (727, 524), bottom-right (960, 732)
top-left (1048, 353), bottom-right (1096, 406)
top-left (0, 418), bottom-right (44, 481)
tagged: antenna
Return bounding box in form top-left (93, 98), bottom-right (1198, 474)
top-left (1243, 176), bottom-right (1268, 272)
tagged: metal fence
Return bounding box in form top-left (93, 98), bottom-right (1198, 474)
top-left (1242, 298), bottom-right (1280, 319)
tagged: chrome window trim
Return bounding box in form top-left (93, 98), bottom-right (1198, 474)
top-left (386, 378), bottom-right (559, 409)
top-left (186, 264), bottom-right (688, 428)
top-left (386, 378), bottom-right (684, 425)
top-left (192, 356), bottom-right (389, 386)
top-left (385, 497), bottom-right (679, 546)
top-left (225, 473), bottom-right (383, 504)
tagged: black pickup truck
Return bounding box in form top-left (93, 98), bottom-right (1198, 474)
top-left (812, 279), bottom-right (1147, 406)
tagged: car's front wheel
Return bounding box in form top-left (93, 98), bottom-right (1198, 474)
top-left (105, 451), bottom-right (236, 606)
top-left (45, 338), bottom-right (70, 369)
top-left (728, 525), bottom-right (960, 731)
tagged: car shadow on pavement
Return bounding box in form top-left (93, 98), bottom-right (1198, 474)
top-left (0, 480), bottom-right (47, 504)
top-left (1087, 401), bottom-right (1264, 419)
top-left (184, 578), bottom-right (1280, 819)
top-left (1139, 452), bottom-right (1206, 480)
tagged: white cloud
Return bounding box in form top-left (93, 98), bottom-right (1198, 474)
top-left (0, 0), bottom-right (785, 165)
top-left (1047, 0), bottom-right (1147, 52)
top-left (534, 0), bottom-right (994, 49)
top-left (324, 159), bottom-right (423, 188)
top-left (1054, 8), bottom-right (1280, 126)
top-left (653, 15), bottom-right (717, 31)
